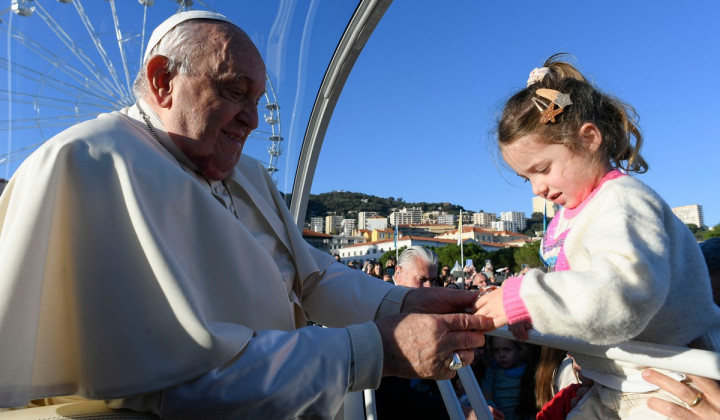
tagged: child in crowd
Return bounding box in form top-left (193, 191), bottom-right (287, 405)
top-left (537, 354), bottom-right (594, 420)
top-left (474, 54), bottom-right (720, 419)
top-left (534, 346), bottom-right (579, 410)
top-left (480, 336), bottom-right (536, 420)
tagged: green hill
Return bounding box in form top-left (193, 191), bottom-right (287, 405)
top-left (305, 191), bottom-right (465, 221)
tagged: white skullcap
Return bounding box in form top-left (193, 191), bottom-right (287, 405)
top-left (143, 10), bottom-right (234, 63)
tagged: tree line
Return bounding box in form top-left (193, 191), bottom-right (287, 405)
top-left (305, 191), bottom-right (464, 222)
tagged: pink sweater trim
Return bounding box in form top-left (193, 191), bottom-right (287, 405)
top-left (502, 276), bottom-right (532, 324)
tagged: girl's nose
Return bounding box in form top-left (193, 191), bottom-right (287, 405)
top-left (532, 181), bottom-right (548, 198)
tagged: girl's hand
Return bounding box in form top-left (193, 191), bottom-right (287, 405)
top-left (508, 321), bottom-right (532, 341)
top-left (473, 288), bottom-right (507, 329)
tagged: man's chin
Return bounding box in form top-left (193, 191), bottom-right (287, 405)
top-left (199, 158), bottom-right (240, 181)
top-left (200, 166), bottom-right (233, 181)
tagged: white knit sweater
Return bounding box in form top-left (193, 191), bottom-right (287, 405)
top-left (503, 173), bottom-right (720, 387)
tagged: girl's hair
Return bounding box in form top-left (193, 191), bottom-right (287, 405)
top-left (371, 264), bottom-right (384, 278)
top-left (497, 53), bottom-right (648, 174)
top-left (534, 346), bottom-right (570, 410)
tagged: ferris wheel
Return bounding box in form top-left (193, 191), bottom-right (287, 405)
top-left (0, 0), bottom-right (284, 180)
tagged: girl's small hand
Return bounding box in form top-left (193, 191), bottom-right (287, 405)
top-left (508, 321), bottom-right (532, 341)
top-left (474, 288), bottom-right (508, 329)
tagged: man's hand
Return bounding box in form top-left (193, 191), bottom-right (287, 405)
top-left (375, 312), bottom-right (493, 380)
top-left (401, 287), bottom-right (480, 315)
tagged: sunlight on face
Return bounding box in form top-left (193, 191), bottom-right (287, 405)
top-left (394, 257), bottom-right (434, 288)
top-left (501, 134), bottom-right (605, 209)
top-left (163, 23), bottom-right (267, 180)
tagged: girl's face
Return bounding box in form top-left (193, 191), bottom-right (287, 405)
top-left (491, 337), bottom-right (521, 369)
top-left (501, 126), bottom-right (608, 209)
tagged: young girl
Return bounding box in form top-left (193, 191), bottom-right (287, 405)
top-left (474, 54), bottom-right (720, 419)
top-left (480, 336), bottom-right (537, 420)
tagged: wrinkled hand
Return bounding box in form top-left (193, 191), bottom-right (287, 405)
top-left (473, 287), bottom-right (508, 329)
top-left (402, 286), bottom-right (480, 315)
top-left (508, 321), bottom-right (532, 341)
top-left (375, 312), bottom-right (493, 380)
top-left (644, 369), bottom-right (720, 419)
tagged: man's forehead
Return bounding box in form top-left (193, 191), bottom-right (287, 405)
top-left (145, 11), bottom-right (234, 63)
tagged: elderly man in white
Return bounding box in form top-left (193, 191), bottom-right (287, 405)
top-left (0, 11), bottom-right (492, 419)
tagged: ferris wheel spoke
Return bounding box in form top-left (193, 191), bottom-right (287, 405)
top-left (0, 90), bottom-right (118, 115)
top-left (32, 1), bottom-right (120, 97)
top-left (0, 59), bottom-right (124, 108)
top-left (0, 27), bottom-right (116, 98)
top-left (106, 0), bottom-right (134, 101)
top-left (69, 0), bottom-right (133, 104)
top-left (2, 1), bottom-right (284, 181)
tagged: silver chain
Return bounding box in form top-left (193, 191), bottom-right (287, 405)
top-left (136, 103), bottom-right (239, 220)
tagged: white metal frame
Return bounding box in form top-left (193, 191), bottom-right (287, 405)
top-left (289, 0), bottom-right (393, 227)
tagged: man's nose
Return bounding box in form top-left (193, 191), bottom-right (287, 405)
top-left (237, 102), bottom-right (259, 131)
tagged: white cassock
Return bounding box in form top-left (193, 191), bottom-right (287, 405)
top-left (0, 99), bottom-right (403, 418)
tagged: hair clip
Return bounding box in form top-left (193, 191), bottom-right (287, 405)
top-left (527, 67), bottom-right (550, 87)
top-left (532, 88), bottom-right (572, 124)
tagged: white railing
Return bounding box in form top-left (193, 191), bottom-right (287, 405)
top-left (436, 326), bottom-right (720, 420)
top-left (342, 326), bottom-right (720, 420)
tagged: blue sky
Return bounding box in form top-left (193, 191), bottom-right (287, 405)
top-left (2, 1), bottom-right (718, 226)
top-left (314, 1), bottom-right (720, 227)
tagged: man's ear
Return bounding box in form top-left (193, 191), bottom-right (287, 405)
top-left (578, 122), bottom-right (603, 153)
top-left (145, 55), bottom-right (173, 108)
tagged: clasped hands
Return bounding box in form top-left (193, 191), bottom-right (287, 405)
top-left (376, 286), bottom-right (513, 380)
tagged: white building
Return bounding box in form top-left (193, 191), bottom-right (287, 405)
top-left (500, 211), bottom-right (526, 232)
top-left (366, 215), bottom-right (388, 231)
top-left (532, 196), bottom-right (558, 218)
top-left (436, 226), bottom-right (496, 245)
top-left (337, 236), bottom-right (453, 265)
top-left (310, 216), bottom-right (325, 233)
top-left (473, 212), bottom-right (497, 227)
top-left (672, 204), bottom-right (704, 227)
top-left (437, 213), bottom-right (456, 225)
top-left (492, 220), bottom-right (516, 232)
top-left (341, 219), bottom-right (356, 236)
top-left (325, 215), bottom-right (343, 235)
top-left (389, 207), bottom-right (422, 226)
top-left (357, 211), bottom-right (378, 230)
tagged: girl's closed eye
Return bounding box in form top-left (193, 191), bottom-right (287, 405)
top-left (537, 166), bottom-right (550, 174)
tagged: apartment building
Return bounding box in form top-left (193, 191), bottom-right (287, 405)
top-left (672, 204), bottom-right (704, 227)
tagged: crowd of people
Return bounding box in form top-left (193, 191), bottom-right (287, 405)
top-left (0, 9), bottom-right (719, 420)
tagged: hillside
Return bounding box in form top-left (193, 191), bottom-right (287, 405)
top-left (305, 191), bottom-right (466, 221)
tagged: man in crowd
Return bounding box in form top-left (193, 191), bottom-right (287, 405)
top-left (393, 245), bottom-right (439, 288)
top-left (470, 272), bottom-right (490, 290)
top-left (0, 12), bottom-right (491, 418)
top-left (376, 246), bottom-right (455, 419)
top-left (439, 264), bottom-right (452, 285)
